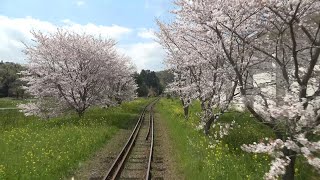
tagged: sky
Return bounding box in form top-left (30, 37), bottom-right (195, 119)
top-left (0, 0), bottom-right (174, 71)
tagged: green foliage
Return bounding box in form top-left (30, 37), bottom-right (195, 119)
top-left (134, 70), bottom-right (163, 97)
top-left (218, 112), bottom-right (275, 152)
top-left (0, 97), bottom-right (151, 179)
top-left (156, 98), bottom-right (316, 180)
top-left (155, 70), bottom-right (174, 92)
top-left (0, 61), bottom-right (26, 98)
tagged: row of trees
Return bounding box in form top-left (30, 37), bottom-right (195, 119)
top-left (0, 62), bottom-right (26, 98)
top-left (134, 69), bottom-right (164, 97)
top-left (0, 64), bottom-right (173, 100)
top-left (156, 69), bottom-right (175, 93)
top-left (18, 30), bottom-right (137, 118)
top-left (157, 0), bottom-right (320, 179)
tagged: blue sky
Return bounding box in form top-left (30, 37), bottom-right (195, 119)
top-left (0, 0), bottom-right (174, 71)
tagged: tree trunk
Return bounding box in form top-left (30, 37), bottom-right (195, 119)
top-left (181, 99), bottom-right (189, 120)
top-left (282, 149), bottom-right (296, 180)
top-left (246, 70), bottom-right (254, 108)
top-left (276, 64), bottom-right (285, 106)
top-left (180, 99), bottom-right (184, 107)
top-left (4, 84), bottom-right (9, 97)
top-left (20, 90), bottom-right (25, 99)
top-left (201, 101), bottom-right (205, 111)
top-left (115, 97), bottom-right (122, 105)
top-left (183, 105), bottom-right (189, 119)
top-left (77, 110), bottom-right (85, 118)
top-left (204, 115), bottom-right (215, 135)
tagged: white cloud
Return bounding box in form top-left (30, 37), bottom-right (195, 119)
top-left (137, 28), bottom-right (157, 39)
top-left (61, 19), bottom-right (132, 39)
top-left (0, 15), bottom-right (132, 63)
top-left (0, 15), bottom-right (166, 71)
top-left (0, 16), bottom-right (57, 63)
top-left (75, 1), bottom-right (85, 6)
top-left (119, 42), bottom-right (166, 72)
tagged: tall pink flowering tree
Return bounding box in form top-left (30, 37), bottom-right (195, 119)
top-left (19, 30), bottom-right (137, 118)
top-left (157, 17), bottom-right (238, 134)
top-left (158, 0), bottom-right (320, 179)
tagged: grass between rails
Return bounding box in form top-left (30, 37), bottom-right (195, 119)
top-left (156, 98), bottom-right (316, 180)
top-left (0, 98), bottom-right (153, 179)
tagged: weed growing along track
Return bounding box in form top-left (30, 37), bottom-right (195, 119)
top-left (0, 98), bottom-right (153, 179)
top-left (156, 98), bottom-right (317, 180)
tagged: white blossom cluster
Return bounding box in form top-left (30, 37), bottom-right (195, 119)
top-left (212, 121), bottom-right (236, 139)
top-left (265, 157), bottom-right (291, 180)
top-left (242, 139), bottom-right (289, 179)
top-left (242, 135), bottom-right (320, 179)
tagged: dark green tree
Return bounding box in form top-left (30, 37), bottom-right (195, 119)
top-left (134, 69), bottom-right (163, 97)
top-left (0, 61), bottom-right (26, 98)
top-left (156, 70), bottom-right (174, 92)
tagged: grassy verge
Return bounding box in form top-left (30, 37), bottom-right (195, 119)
top-left (156, 98), bottom-right (315, 180)
top-left (0, 98), bottom-right (152, 179)
top-left (0, 97), bottom-right (31, 108)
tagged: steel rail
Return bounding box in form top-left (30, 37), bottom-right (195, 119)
top-left (103, 99), bottom-right (158, 180)
top-left (103, 106), bottom-right (147, 180)
top-left (145, 108), bottom-right (152, 141)
top-left (145, 105), bottom-right (154, 180)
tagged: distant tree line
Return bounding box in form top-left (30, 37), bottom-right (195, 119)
top-left (134, 69), bottom-right (174, 97)
top-left (0, 62), bottom-right (175, 100)
top-left (0, 61), bottom-right (26, 98)
top-left (156, 70), bottom-right (174, 91)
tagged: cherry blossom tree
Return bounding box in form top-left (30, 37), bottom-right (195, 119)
top-left (157, 11), bottom-right (239, 134)
top-left (109, 55), bottom-right (137, 104)
top-left (238, 1), bottom-right (320, 179)
top-left (19, 29), bottom-right (137, 118)
top-left (158, 0), bottom-right (320, 179)
top-left (156, 20), bottom-right (196, 119)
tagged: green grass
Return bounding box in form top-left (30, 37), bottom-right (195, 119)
top-left (0, 97), bottom-right (31, 108)
top-left (156, 98), bottom-right (316, 180)
top-left (0, 97), bottom-right (152, 179)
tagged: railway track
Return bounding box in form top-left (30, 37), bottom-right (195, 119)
top-left (103, 99), bottom-right (158, 180)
